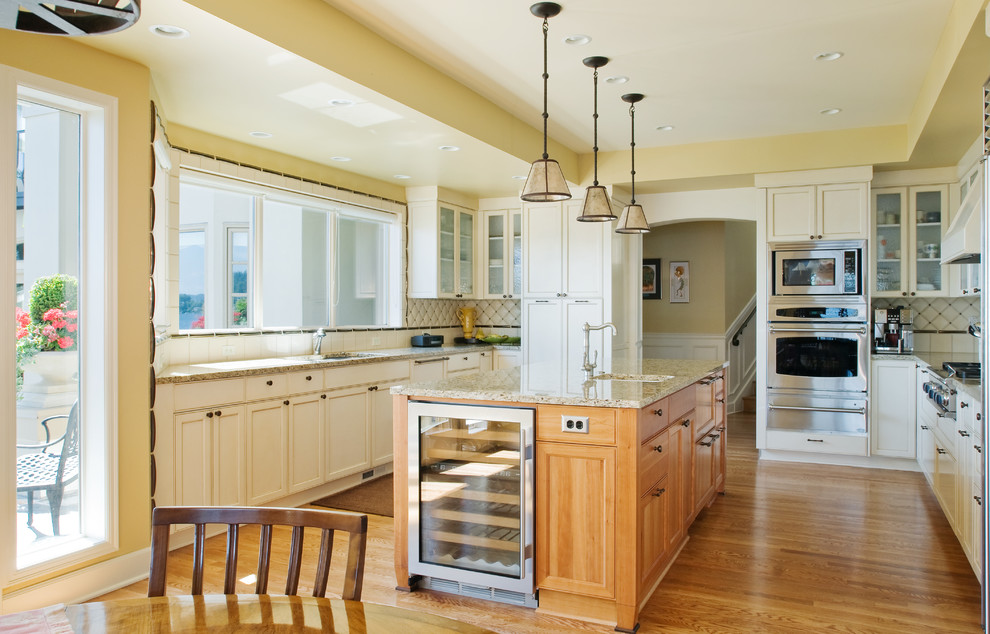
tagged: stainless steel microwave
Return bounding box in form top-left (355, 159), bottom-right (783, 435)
top-left (771, 242), bottom-right (863, 296)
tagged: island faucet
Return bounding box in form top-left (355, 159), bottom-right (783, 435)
top-left (581, 321), bottom-right (616, 380)
top-left (313, 328), bottom-right (326, 355)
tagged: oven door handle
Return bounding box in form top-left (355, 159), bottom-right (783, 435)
top-left (768, 326), bottom-right (868, 335)
top-left (768, 404), bottom-right (867, 415)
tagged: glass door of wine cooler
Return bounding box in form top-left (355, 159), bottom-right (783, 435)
top-left (407, 402), bottom-right (534, 595)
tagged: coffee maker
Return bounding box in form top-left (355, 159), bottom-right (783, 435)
top-left (873, 307), bottom-right (913, 353)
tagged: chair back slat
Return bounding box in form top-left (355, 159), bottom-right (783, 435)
top-left (285, 525), bottom-right (305, 595)
top-left (256, 524), bottom-right (273, 594)
top-left (313, 529), bottom-right (334, 597)
top-left (148, 506), bottom-right (367, 600)
top-left (223, 524), bottom-right (240, 594)
top-left (192, 523), bottom-right (207, 595)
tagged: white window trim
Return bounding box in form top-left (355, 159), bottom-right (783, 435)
top-left (0, 66), bottom-right (119, 585)
top-left (175, 169), bottom-right (402, 332)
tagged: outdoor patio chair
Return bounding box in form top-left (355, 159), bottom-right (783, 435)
top-left (15, 402), bottom-right (79, 536)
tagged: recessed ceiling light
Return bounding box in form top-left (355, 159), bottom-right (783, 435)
top-left (330, 156), bottom-right (351, 162)
top-left (438, 145), bottom-right (460, 152)
top-left (393, 174), bottom-right (412, 180)
top-left (149, 24), bottom-right (189, 39)
top-left (820, 108), bottom-right (842, 115)
top-left (563, 34), bottom-right (591, 45)
top-left (328, 99), bottom-right (355, 107)
top-left (249, 131), bottom-right (272, 138)
top-left (814, 51), bottom-right (843, 62)
top-left (656, 125), bottom-right (674, 132)
top-left (605, 76), bottom-right (629, 85)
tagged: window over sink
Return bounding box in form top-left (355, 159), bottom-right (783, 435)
top-left (177, 172), bottom-right (401, 332)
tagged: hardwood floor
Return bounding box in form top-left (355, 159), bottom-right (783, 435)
top-left (93, 412), bottom-right (983, 632)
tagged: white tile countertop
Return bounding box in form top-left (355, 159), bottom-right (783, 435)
top-left (391, 358), bottom-right (728, 409)
top-left (155, 344), bottom-right (515, 384)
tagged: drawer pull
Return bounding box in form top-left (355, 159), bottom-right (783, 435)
top-left (368, 385), bottom-right (379, 391)
top-left (976, 496), bottom-right (983, 506)
top-left (975, 445), bottom-right (982, 453)
top-left (206, 412), bottom-right (213, 418)
top-left (266, 380), bottom-right (273, 386)
top-left (415, 357), bottom-right (448, 365)
top-left (708, 433), bottom-right (720, 440)
top-left (306, 375), bottom-right (313, 381)
top-left (958, 429), bottom-right (970, 437)
top-left (699, 439), bottom-right (713, 447)
top-left (936, 447), bottom-right (946, 455)
top-left (653, 444), bottom-right (663, 453)
top-left (652, 408), bottom-right (663, 416)
top-left (681, 419), bottom-right (690, 427)
top-left (806, 438), bottom-right (824, 443)
top-left (321, 394), bottom-right (327, 399)
top-left (699, 378), bottom-right (714, 385)
top-left (283, 400), bottom-right (289, 406)
top-left (652, 488), bottom-right (666, 497)
top-left (920, 425), bottom-right (929, 430)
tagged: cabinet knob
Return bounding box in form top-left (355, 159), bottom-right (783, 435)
top-left (962, 289), bottom-right (968, 294)
top-left (910, 292), bottom-right (916, 296)
top-left (817, 235), bottom-right (822, 239)
top-left (653, 488), bottom-right (665, 497)
top-left (206, 412), bottom-right (213, 418)
top-left (976, 445), bottom-right (982, 453)
top-left (960, 402), bottom-right (968, 408)
top-left (556, 292), bottom-right (561, 297)
top-left (902, 292), bottom-right (907, 296)
top-left (716, 398), bottom-right (725, 404)
top-left (266, 380), bottom-right (273, 386)
top-left (283, 400), bottom-right (289, 406)
top-left (368, 385), bottom-right (379, 391)
top-left (681, 419), bottom-right (690, 427)
top-left (652, 408), bottom-right (662, 416)
top-left (974, 288), bottom-right (981, 293)
top-left (305, 375), bottom-right (312, 381)
top-left (809, 235), bottom-right (815, 240)
top-left (978, 413), bottom-right (982, 421)
top-left (215, 410), bottom-right (222, 417)
top-left (321, 394), bottom-right (327, 399)
top-left (654, 444), bottom-right (663, 453)
top-left (920, 425), bottom-right (929, 430)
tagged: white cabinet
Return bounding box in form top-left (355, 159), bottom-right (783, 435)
top-left (494, 348), bottom-right (521, 369)
top-left (522, 199), bottom-right (606, 298)
top-left (325, 386), bottom-right (372, 481)
top-left (916, 366), bottom-right (936, 485)
top-left (411, 356), bottom-right (445, 382)
top-left (955, 392), bottom-right (982, 575)
top-left (173, 406), bottom-right (245, 508)
top-left (522, 298), bottom-right (605, 394)
top-left (766, 183), bottom-right (868, 242)
top-left (287, 392), bottom-right (325, 493)
top-left (244, 399), bottom-right (289, 505)
top-left (872, 185), bottom-right (948, 297)
top-left (869, 359), bottom-right (916, 458)
top-left (482, 208), bottom-right (522, 299)
top-left (408, 197), bottom-right (477, 299)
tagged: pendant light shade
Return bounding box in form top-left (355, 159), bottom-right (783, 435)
top-left (521, 3), bottom-right (572, 203)
top-left (578, 56), bottom-right (617, 222)
top-left (615, 93), bottom-right (651, 234)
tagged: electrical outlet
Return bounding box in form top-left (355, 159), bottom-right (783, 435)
top-left (371, 336), bottom-right (382, 346)
top-left (560, 415), bottom-right (590, 434)
top-left (221, 345), bottom-right (235, 358)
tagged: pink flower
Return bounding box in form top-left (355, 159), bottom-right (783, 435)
top-left (57, 336), bottom-right (74, 349)
top-left (42, 324), bottom-right (57, 340)
top-left (42, 307), bottom-right (64, 322)
top-left (67, 324), bottom-right (77, 333)
top-left (64, 310), bottom-right (78, 320)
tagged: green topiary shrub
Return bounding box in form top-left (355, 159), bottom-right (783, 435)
top-left (29, 274), bottom-right (77, 324)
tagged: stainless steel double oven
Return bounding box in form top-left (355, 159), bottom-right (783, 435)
top-left (767, 241), bottom-right (869, 437)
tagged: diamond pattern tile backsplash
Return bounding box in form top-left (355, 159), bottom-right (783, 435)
top-left (872, 296), bottom-right (979, 354)
top-left (407, 298), bottom-right (521, 329)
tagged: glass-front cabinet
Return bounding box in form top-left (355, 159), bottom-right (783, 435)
top-left (482, 208), bottom-right (522, 299)
top-left (871, 185), bottom-right (947, 298)
top-left (439, 205), bottom-right (475, 298)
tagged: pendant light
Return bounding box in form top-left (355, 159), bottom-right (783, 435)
top-left (520, 2), bottom-right (572, 203)
top-left (615, 93), bottom-right (651, 234)
top-left (577, 56), bottom-right (617, 222)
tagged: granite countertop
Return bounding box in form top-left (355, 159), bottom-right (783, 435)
top-left (391, 358), bottom-right (728, 409)
top-left (156, 344), bottom-right (506, 384)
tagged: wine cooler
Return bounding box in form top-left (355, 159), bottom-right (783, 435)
top-left (407, 401), bottom-right (536, 604)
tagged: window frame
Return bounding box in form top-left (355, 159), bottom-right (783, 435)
top-left (0, 66), bottom-right (119, 584)
top-left (176, 170), bottom-right (401, 333)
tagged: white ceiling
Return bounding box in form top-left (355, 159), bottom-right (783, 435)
top-left (78, 0), bottom-right (970, 198)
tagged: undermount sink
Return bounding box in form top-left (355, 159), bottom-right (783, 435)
top-left (310, 351), bottom-right (385, 360)
top-left (592, 373), bottom-right (675, 383)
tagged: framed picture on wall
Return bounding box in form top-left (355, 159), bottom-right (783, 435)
top-left (670, 261), bottom-right (689, 303)
top-left (642, 259), bottom-right (661, 300)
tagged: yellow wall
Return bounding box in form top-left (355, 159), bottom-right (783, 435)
top-left (0, 30), bottom-right (151, 590)
top-left (643, 221), bottom-right (756, 335)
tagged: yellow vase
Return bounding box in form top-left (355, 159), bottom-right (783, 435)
top-left (455, 307), bottom-right (477, 338)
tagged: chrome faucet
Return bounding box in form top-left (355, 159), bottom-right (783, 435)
top-left (313, 328), bottom-right (326, 355)
top-left (581, 322), bottom-right (616, 380)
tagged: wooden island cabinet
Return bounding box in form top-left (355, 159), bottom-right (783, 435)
top-left (393, 361), bottom-right (727, 633)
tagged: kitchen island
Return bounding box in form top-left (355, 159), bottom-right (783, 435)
top-left (392, 359), bottom-right (727, 633)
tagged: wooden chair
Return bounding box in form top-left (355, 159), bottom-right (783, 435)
top-left (16, 402), bottom-right (79, 536)
top-left (147, 506), bottom-right (368, 600)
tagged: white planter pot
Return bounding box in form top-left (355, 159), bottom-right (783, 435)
top-left (22, 350), bottom-right (79, 393)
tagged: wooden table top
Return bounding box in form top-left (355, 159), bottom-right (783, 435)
top-left (24, 595), bottom-right (497, 633)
